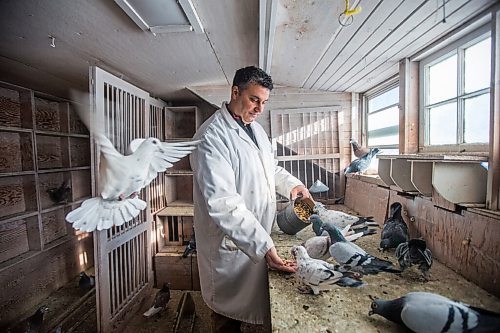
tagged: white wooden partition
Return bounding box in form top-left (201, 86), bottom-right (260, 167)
top-left (91, 67), bottom-right (153, 332)
top-left (270, 107), bottom-right (340, 200)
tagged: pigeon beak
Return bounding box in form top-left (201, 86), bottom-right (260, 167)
top-left (368, 310), bottom-right (374, 316)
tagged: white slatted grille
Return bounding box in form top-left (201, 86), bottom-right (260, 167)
top-left (270, 107), bottom-right (340, 200)
top-left (92, 67), bottom-right (153, 332)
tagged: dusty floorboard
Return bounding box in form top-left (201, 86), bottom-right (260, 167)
top-left (269, 204), bottom-right (500, 332)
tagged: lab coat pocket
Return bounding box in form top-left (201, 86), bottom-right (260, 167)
top-left (222, 235), bottom-right (239, 252)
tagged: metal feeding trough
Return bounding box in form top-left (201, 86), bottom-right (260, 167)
top-left (276, 197), bottom-right (315, 235)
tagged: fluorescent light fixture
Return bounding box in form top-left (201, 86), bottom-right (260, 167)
top-left (114, 0), bottom-right (204, 34)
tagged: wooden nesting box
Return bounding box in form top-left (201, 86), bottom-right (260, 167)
top-left (157, 205), bottom-right (194, 246)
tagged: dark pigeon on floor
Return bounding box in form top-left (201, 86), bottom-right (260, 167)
top-left (78, 271), bottom-right (95, 290)
top-left (369, 291), bottom-right (500, 333)
top-left (25, 305), bottom-right (49, 333)
top-left (396, 238), bottom-right (433, 280)
top-left (380, 202), bottom-right (409, 251)
top-left (143, 283), bottom-right (171, 317)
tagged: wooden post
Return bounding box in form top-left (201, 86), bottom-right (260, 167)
top-left (399, 58), bottom-right (419, 154)
top-left (487, 9), bottom-right (500, 210)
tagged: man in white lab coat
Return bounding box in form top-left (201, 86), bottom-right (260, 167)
top-left (190, 66), bottom-right (311, 332)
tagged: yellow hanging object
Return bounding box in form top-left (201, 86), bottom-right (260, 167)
top-left (343, 0), bottom-right (361, 16)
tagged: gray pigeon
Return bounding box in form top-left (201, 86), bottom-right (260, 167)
top-left (396, 238), bottom-right (433, 279)
top-left (312, 204), bottom-right (378, 230)
top-left (143, 283), bottom-right (171, 317)
top-left (369, 291), bottom-right (500, 333)
top-left (321, 224), bottom-right (400, 275)
top-left (301, 235), bottom-right (331, 260)
top-left (291, 246), bottom-right (363, 295)
top-left (380, 202), bottom-right (409, 250)
top-left (309, 214), bottom-right (377, 242)
top-left (344, 147), bottom-right (380, 174)
top-left (350, 138), bottom-right (370, 158)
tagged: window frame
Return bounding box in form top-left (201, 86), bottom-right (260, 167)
top-left (419, 24), bottom-right (491, 153)
top-left (362, 76), bottom-right (400, 151)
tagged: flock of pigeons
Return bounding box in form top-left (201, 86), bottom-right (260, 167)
top-left (288, 195), bottom-right (499, 331)
top-left (288, 138), bottom-right (500, 332)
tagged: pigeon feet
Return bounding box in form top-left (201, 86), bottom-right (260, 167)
top-left (297, 285), bottom-right (314, 294)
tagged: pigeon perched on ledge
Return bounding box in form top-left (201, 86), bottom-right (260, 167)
top-left (350, 138), bottom-right (370, 158)
top-left (344, 147), bottom-right (380, 174)
top-left (369, 291), bottom-right (500, 333)
top-left (47, 180), bottom-right (71, 204)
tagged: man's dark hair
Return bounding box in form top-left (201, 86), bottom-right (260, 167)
top-left (232, 66), bottom-right (273, 91)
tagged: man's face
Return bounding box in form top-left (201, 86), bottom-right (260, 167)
top-left (231, 82), bottom-right (270, 124)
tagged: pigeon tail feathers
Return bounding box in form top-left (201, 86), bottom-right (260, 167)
top-left (66, 197), bottom-right (147, 232)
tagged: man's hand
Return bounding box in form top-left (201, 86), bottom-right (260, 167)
top-left (265, 246), bottom-right (296, 273)
top-left (290, 185), bottom-right (312, 201)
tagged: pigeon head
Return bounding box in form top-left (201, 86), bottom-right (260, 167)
top-left (370, 148), bottom-right (381, 156)
top-left (320, 224), bottom-right (346, 242)
top-left (309, 214), bottom-right (324, 235)
top-left (368, 295), bottom-right (405, 325)
top-left (291, 245), bottom-right (308, 260)
top-left (379, 238), bottom-right (392, 249)
top-left (37, 305), bottom-right (49, 314)
top-left (144, 137), bottom-right (165, 153)
top-left (389, 202), bottom-right (402, 219)
top-left (161, 283), bottom-right (171, 292)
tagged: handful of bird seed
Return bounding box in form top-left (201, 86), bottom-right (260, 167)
top-left (293, 200), bottom-right (313, 222)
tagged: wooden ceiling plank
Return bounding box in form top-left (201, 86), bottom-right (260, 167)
top-left (331, 0), bottom-right (495, 92)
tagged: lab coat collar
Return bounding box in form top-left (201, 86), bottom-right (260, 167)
top-left (220, 102), bottom-right (259, 149)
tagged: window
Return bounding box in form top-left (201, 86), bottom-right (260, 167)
top-left (364, 81), bottom-right (399, 155)
top-left (421, 26), bottom-right (491, 150)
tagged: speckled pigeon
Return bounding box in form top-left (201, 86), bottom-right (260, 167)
top-left (396, 238), bottom-right (433, 279)
top-left (369, 291), bottom-right (500, 333)
top-left (344, 147), bottom-right (380, 174)
top-left (291, 246), bottom-right (363, 295)
top-left (380, 202), bottom-right (409, 250)
top-left (321, 223), bottom-right (400, 275)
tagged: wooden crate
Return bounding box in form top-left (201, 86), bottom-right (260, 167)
top-left (36, 134), bottom-right (70, 169)
top-left (165, 106), bottom-right (198, 139)
top-left (0, 131), bottom-right (33, 173)
top-left (34, 97), bottom-right (68, 133)
top-left (0, 175), bottom-right (37, 218)
top-left (71, 170), bottom-right (92, 201)
top-left (41, 207), bottom-right (69, 245)
top-left (0, 85), bottom-right (32, 129)
top-left (69, 137), bottom-right (91, 167)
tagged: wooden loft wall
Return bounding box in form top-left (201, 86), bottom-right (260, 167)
top-left (0, 81), bottom-right (94, 326)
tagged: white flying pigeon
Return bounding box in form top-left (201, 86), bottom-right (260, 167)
top-left (291, 245), bottom-right (363, 295)
top-left (313, 203), bottom-right (378, 230)
top-left (65, 91), bottom-right (200, 232)
top-left (143, 283), bottom-right (171, 317)
top-left (369, 291), bottom-right (500, 333)
top-left (321, 223), bottom-right (401, 275)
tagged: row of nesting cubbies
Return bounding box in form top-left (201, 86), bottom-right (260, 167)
top-left (153, 106), bottom-right (204, 291)
top-left (0, 81), bottom-right (94, 325)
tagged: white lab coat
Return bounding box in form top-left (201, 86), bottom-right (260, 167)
top-left (190, 103), bottom-right (303, 324)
